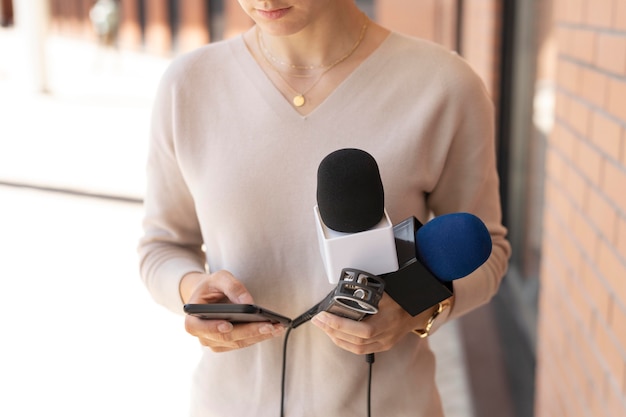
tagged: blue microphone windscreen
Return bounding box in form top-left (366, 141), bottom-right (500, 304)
top-left (415, 212), bottom-right (492, 281)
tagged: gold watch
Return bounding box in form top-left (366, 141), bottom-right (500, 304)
top-left (412, 299), bottom-right (452, 338)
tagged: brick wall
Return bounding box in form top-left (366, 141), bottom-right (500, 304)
top-left (534, 0), bottom-right (626, 415)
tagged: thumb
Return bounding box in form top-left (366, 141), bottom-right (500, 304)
top-left (209, 270), bottom-right (255, 304)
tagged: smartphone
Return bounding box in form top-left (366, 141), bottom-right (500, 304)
top-left (183, 303), bottom-right (292, 325)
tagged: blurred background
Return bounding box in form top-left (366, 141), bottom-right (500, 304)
top-left (1, 1), bottom-right (625, 416)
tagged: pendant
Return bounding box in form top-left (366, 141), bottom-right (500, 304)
top-left (293, 94), bottom-right (305, 107)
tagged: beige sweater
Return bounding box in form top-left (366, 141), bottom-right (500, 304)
top-left (139, 32), bottom-right (510, 417)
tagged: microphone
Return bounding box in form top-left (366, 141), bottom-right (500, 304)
top-left (293, 212), bottom-right (492, 327)
top-left (416, 212), bottom-right (492, 281)
top-left (382, 212), bottom-right (492, 316)
top-left (297, 148), bottom-right (492, 326)
top-left (313, 148), bottom-right (399, 284)
top-left (292, 149), bottom-right (396, 328)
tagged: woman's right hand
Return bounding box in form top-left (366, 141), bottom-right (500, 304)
top-left (181, 270), bottom-right (286, 352)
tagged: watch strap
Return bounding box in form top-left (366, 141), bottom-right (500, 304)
top-left (413, 298), bottom-right (451, 338)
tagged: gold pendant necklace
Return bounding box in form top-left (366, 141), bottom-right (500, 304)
top-left (257, 18), bottom-right (369, 108)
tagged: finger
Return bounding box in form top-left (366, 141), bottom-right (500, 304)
top-left (201, 331), bottom-right (276, 351)
top-left (311, 312), bottom-right (378, 340)
top-left (311, 312), bottom-right (403, 354)
top-left (185, 316), bottom-right (234, 337)
top-left (208, 271), bottom-right (254, 304)
top-left (187, 318), bottom-right (285, 351)
top-left (201, 323), bottom-right (286, 351)
top-left (190, 270), bottom-right (254, 304)
top-left (325, 332), bottom-right (381, 355)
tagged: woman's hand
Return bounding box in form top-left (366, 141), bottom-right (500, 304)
top-left (182, 270), bottom-right (286, 352)
top-left (311, 293), bottom-right (438, 355)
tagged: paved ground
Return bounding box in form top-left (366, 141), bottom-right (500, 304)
top-left (0, 27), bottom-right (475, 417)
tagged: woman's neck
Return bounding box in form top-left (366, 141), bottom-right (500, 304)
top-left (258, 7), bottom-right (368, 69)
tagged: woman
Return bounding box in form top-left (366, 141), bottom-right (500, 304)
top-left (138, 1), bottom-right (511, 416)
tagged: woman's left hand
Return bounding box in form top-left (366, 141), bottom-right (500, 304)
top-left (311, 294), bottom-right (437, 354)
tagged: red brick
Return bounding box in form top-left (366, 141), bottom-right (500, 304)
top-left (622, 129), bottom-right (626, 168)
top-left (560, 124), bottom-right (580, 163)
top-left (610, 301), bottom-right (626, 356)
top-left (568, 265), bottom-right (593, 323)
top-left (569, 99), bottom-right (592, 137)
top-left (606, 376), bottom-right (626, 417)
top-left (607, 77), bottom-right (626, 121)
top-left (585, 0), bottom-right (614, 28)
top-left (615, 0), bottom-right (626, 31)
top-left (545, 147), bottom-right (565, 184)
top-left (546, 179), bottom-right (574, 227)
top-left (581, 259), bottom-right (612, 319)
top-left (618, 216), bottom-right (626, 259)
top-left (603, 162), bottom-right (626, 215)
top-left (566, 167), bottom-right (588, 209)
top-left (576, 140), bottom-right (603, 185)
top-left (589, 384), bottom-right (611, 417)
top-left (580, 67), bottom-right (608, 107)
top-left (598, 240), bottom-right (626, 300)
top-left (554, 90), bottom-right (571, 120)
top-left (555, 0), bottom-right (585, 23)
top-left (596, 33), bottom-right (626, 75)
top-left (555, 26), bottom-right (572, 58)
top-left (589, 383), bottom-right (609, 417)
top-left (591, 111), bottom-right (622, 161)
top-left (574, 208), bottom-right (598, 257)
top-left (542, 198), bottom-right (560, 235)
top-left (573, 29), bottom-right (597, 63)
top-left (595, 321), bottom-right (621, 370)
top-left (588, 192), bottom-right (618, 243)
top-left (579, 332), bottom-right (606, 390)
top-left (557, 58), bottom-right (581, 93)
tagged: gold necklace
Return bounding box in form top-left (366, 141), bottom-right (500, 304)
top-left (256, 19), bottom-right (369, 108)
top-left (259, 34), bottom-right (326, 71)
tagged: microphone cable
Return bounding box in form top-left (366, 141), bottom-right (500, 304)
top-left (279, 323), bottom-right (376, 417)
top-left (280, 324), bottom-right (294, 417)
top-left (365, 353), bottom-right (375, 417)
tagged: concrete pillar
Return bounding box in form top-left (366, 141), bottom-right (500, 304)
top-left (374, 0), bottom-right (459, 50)
top-left (376, 0), bottom-right (436, 40)
top-left (144, 0), bottom-right (171, 55)
top-left (177, 0), bottom-right (209, 53)
top-left (12, 0), bottom-right (50, 93)
top-left (436, 0), bottom-right (458, 51)
top-left (118, 0), bottom-right (142, 50)
top-left (47, 0), bottom-right (62, 33)
top-left (68, 0), bottom-right (82, 35)
top-left (80, 0), bottom-right (95, 39)
top-left (223, 0), bottom-right (252, 39)
top-left (0, 0), bottom-right (14, 26)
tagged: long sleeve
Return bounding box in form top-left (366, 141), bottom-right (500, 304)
top-left (138, 61), bottom-right (206, 315)
top-left (424, 54), bottom-right (511, 320)
top-left (136, 33), bottom-right (511, 417)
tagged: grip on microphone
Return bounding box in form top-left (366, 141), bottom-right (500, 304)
top-left (382, 217), bottom-right (454, 316)
top-left (291, 268), bottom-right (385, 328)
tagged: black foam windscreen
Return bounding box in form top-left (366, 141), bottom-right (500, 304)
top-left (316, 148), bottom-right (385, 233)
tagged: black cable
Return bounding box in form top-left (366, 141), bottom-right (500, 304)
top-left (280, 325), bottom-right (294, 417)
top-left (290, 302), bottom-right (322, 329)
top-left (280, 324), bottom-right (376, 417)
top-left (365, 353), bottom-right (375, 417)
